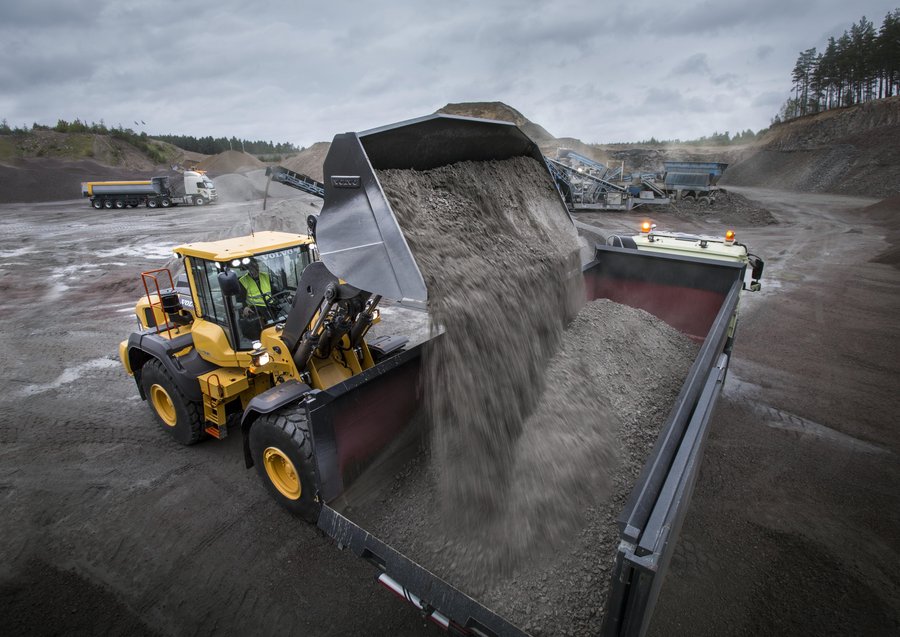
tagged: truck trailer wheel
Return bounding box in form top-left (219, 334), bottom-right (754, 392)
top-left (140, 358), bottom-right (204, 445)
top-left (161, 198), bottom-right (171, 208)
top-left (114, 199), bottom-right (126, 209)
top-left (104, 199), bottom-right (114, 209)
top-left (92, 199), bottom-right (103, 209)
top-left (249, 407), bottom-right (320, 523)
top-left (147, 198), bottom-right (158, 209)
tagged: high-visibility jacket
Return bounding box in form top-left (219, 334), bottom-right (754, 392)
top-left (239, 272), bottom-right (272, 307)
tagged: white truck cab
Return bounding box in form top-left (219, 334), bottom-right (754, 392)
top-left (182, 170), bottom-right (217, 205)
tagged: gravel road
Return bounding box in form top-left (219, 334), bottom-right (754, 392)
top-left (1, 187), bottom-right (897, 636)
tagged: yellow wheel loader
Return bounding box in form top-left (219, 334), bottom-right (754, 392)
top-left (120, 228), bottom-right (405, 520)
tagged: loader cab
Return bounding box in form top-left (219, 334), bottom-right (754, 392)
top-left (177, 231), bottom-right (315, 354)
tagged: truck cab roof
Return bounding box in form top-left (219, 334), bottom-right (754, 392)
top-left (633, 228), bottom-right (749, 263)
top-left (174, 230), bottom-right (314, 261)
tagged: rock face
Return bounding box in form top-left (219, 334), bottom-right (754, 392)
top-left (723, 96), bottom-right (900, 198)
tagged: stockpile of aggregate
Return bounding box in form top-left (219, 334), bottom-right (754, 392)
top-left (670, 190), bottom-right (777, 226)
top-left (342, 156), bottom-right (700, 635)
top-left (195, 149), bottom-right (264, 176)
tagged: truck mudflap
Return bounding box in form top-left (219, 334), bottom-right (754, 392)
top-left (317, 505), bottom-right (528, 637)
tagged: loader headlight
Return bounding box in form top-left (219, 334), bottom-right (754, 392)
top-left (251, 343), bottom-right (270, 368)
top-left (254, 352), bottom-right (271, 367)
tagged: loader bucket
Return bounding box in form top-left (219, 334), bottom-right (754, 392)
top-left (315, 114), bottom-right (556, 304)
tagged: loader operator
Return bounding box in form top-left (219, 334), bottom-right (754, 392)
top-left (239, 259), bottom-right (273, 317)
top-left (237, 259), bottom-right (282, 342)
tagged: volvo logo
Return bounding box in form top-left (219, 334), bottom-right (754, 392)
top-left (331, 176), bottom-right (361, 188)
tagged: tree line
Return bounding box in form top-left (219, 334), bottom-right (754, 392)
top-left (153, 134), bottom-right (299, 156)
top-left (777, 9), bottom-right (900, 122)
top-left (608, 129), bottom-right (762, 147)
top-left (0, 118), bottom-right (300, 157)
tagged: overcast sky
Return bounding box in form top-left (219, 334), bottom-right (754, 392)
top-left (1, 0), bottom-right (895, 147)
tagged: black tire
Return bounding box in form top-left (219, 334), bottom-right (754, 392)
top-left (114, 199), bottom-right (126, 209)
top-left (103, 199), bottom-right (114, 209)
top-left (249, 406), bottom-right (320, 522)
top-left (147, 198), bottom-right (158, 209)
top-left (194, 196), bottom-right (205, 206)
top-left (161, 198), bottom-right (171, 208)
top-left (92, 199), bottom-right (102, 209)
top-left (698, 196), bottom-right (711, 205)
top-left (140, 358), bottom-right (204, 445)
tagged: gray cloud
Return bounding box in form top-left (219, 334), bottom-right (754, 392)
top-left (0, 0), bottom-right (893, 146)
top-left (672, 53), bottom-right (711, 76)
top-left (756, 45), bottom-right (775, 60)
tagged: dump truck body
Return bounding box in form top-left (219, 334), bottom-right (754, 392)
top-left (285, 244), bottom-right (746, 636)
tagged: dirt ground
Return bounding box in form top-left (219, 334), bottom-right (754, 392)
top-left (1, 185), bottom-right (898, 636)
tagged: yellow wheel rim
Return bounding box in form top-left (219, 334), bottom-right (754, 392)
top-left (263, 447), bottom-right (301, 500)
top-left (150, 384), bottom-right (177, 427)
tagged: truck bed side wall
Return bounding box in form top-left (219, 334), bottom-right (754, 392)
top-left (586, 246), bottom-right (744, 637)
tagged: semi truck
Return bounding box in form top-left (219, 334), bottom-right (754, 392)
top-left (120, 115), bottom-right (762, 636)
top-left (82, 170), bottom-right (217, 209)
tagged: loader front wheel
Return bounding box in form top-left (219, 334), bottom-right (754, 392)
top-left (140, 358), bottom-right (204, 445)
top-left (249, 407), bottom-right (320, 523)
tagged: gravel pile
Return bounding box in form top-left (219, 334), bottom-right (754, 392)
top-left (669, 190), bottom-right (777, 226)
top-left (196, 149), bottom-right (264, 176)
top-left (377, 156), bottom-right (585, 543)
top-left (348, 156), bottom-right (700, 635)
top-left (347, 299), bottom-right (698, 636)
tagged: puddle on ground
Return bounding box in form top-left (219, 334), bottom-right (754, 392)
top-left (19, 358), bottom-right (120, 397)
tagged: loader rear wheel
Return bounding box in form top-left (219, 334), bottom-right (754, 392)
top-left (249, 407), bottom-right (320, 523)
top-left (140, 358), bottom-right (203, 445)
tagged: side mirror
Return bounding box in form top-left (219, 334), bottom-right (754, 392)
top-left (748, 254), bottom-right (764, 282)
top-left (218, 270), bottom-right (241, 297)
top-left (307, 214), bottom-right (317, 241)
